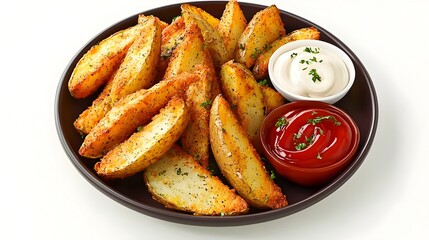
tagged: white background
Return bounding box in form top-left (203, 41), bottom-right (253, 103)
top-left (2, 0), bottom-right (428, 239)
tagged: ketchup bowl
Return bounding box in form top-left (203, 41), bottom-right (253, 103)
top-left (260, 101), bottom-right (360, 186)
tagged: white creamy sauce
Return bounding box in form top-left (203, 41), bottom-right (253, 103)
top-left (273, 46), bottom-right (349, 98)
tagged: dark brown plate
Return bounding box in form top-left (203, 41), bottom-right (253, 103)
top-left (55, 1), bottom-right (378, 226)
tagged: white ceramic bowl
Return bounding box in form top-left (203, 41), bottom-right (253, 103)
top-left (268, 40), bottom-right (355, 104)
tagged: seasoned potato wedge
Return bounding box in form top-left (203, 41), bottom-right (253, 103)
top-left (252, 27), bottom-right (320, 80)
top-left (73, 70), bottom-right (116, 134)
top-left (181, 5), bottom-right (228, 67)
top-left (219, 60), bottom-right (265, 151)
top-left (235, 5), bottom-right (285, 68)
top-left (95, 96), bottom-right (189, 179)
top-left (180, 66), bottom-right (213, 168)
top-left (138, 14), bottom-right (168, 30)
top-left (109, 16), bottom-right (162, 103)
top-left (260, 85), bottom-right (285, 114)
top-left (217, 0), bottom-right (247, 60)
top-left (156, 16), bottom-right (186, 81)
top-left (181, 4), bottom-right (220, 29)
top-left (209, 95), bottom-right (287, 209)
top-left (163, 22), bottom-right (212, 78)
top-left (144, 145), bottom-right (249, 215)
top-left (79, 72), bottom-right (199, 158)
top-left (68, 23), bottom-right (144, 99)
top-left (162, 22), bottom-right (204, 78)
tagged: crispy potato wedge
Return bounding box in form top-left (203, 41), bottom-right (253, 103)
top-left (180, 66), bottom-right (213, 168)
top-left (156, 16), bottom-right (186, 81)
top-left (138, 14), bottom-right (168, 29)
top-left (79, 72), bottom-right (199, 158)
top-left (252, 27), bottom-right (320, 80)
top-left (219, 60), bottom-right (265, 151)
top-left (209, 95), bottom-right (287, 209)
top-left (144, 145), bottom-right (249, 215)
top-left (73, 70), bottom-right (117, 134)
top-left (180, 4), bottom-right (220, 29)
top-left (235, 5), bottom-right (286, 68)
top-left (260, 85), bottom-right (285, 114)
top-left (68, 23), bottom-right (144, 99)
top-left (95, 96), bottom-right (189, 179)
top-left (181, 5), bottom-right (228, 67)
top-left (217, 0), bottom-right (247, 60)
top-left (109, 16), bottom-right (162, 103)
top-left (163, 22), bottom-right (211, 78)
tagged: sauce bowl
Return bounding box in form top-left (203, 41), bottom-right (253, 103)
top-left (268, 40), bottom-right (355, 104)
top-left (260, 101), bottom-right (360, 186)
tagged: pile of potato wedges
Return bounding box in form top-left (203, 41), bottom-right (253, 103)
top-left (68, 0), bottom-right (320, 216)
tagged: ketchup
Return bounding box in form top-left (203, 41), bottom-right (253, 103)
top-left (266, 107), bottom-right (353, 168)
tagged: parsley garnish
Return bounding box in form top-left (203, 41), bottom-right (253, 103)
top-left (307, 115), bottom-right (341, 126)
top-left (136, 126), bottom-right (143, 132)
top-left (251, 48), bottom-right (262, 59)
top-left (290, 52), bottom-right (298, 58)
top-left (304, 47), bottom-right (320, 54)
top-left (200, 99), bottom-right (213, 109)
top-left (269, 170), bottom-right (276, 181)
top-left (275, 116), bottom-right (287, 128)
top-left (258, 79), bottom-right (268, 86)
top-left (309, 68), bottom-right (322, 82)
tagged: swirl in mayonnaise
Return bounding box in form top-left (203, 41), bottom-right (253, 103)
top-left (272, 46), bottom-right (349, 98)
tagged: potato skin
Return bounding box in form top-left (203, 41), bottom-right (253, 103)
top-left (209, 95), bottom-right (287, 209)
top-left (79, 72), bottom-right (199, 158)
top-left (73, 70), bottom-right (116, 134)
top-left (144, 145), bottom-right (249, 215)
top-left (68, 23), bottom-right (144, 99)
top-left (235, 5), bottom-right (286, 68)
top-left (109, 16), bottom-right (162, 103)
top-left (163, 22), bottom-right (207, 78)
top-left (181, 4), bottom-right (228, 67)
top-left (180, 66), bottom-right (213, 168)
top-left (217, 0), bottom-right (247, 61)
top-left (260, 85), bottom-right (285, 114)
top-left (220, 60), bottom-right (265, 152)
top-left (95, 96), bottom-right (189, 179)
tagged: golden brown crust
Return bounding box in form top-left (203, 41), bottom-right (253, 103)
top-left (209, 95), bottom-right (287, 209)
top-left (94, 96), bottom-right (189, 179)
top-left (79, 72), bottom-right (199, 158)
top-left (68, 23), bottom-right (144, 99)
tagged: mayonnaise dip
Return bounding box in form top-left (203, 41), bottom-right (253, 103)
top-left (272, 45), bottom-right (349, 98)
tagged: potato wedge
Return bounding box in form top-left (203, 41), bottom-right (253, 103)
top-left (235, 5), bottom-right (286, 68)
top-left (260, 85), bottom-right (285, 114)
top-left (163, 22), bottom-right (211, 78)
top-left (79, 72), bottom-right (199, 158)
top-left (73, 70), bottom-right (117, 134)
top-left (138, 14), bottom-right (168, 30)
top-left (180, 66), bottom-right (213, 168)
top-left (252, 27), bottom-right (320, 80)
top-left (95, 96), bottom-right (189, 179)
top-left (209, 95), bottom-right (287, 209)
top-left (156, 16), bottom-right (186, 81)
top-left (109, 16), bottom-right (162, 104)
top-left (180, 4), bottom-right (220, 29)
top-left (217, 0), bottom-right (247, 60)
top-left (144, 145), bottom-right (249, 215)
top-left (219, 60), bottom-right (265, 151)
top-left (68, 23), bottom-right (144, 99)
top-left (181, 5), bottom-right (228, 67)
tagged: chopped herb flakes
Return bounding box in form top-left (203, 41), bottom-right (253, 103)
top-left (275, 116), bottom-right (287, 128)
